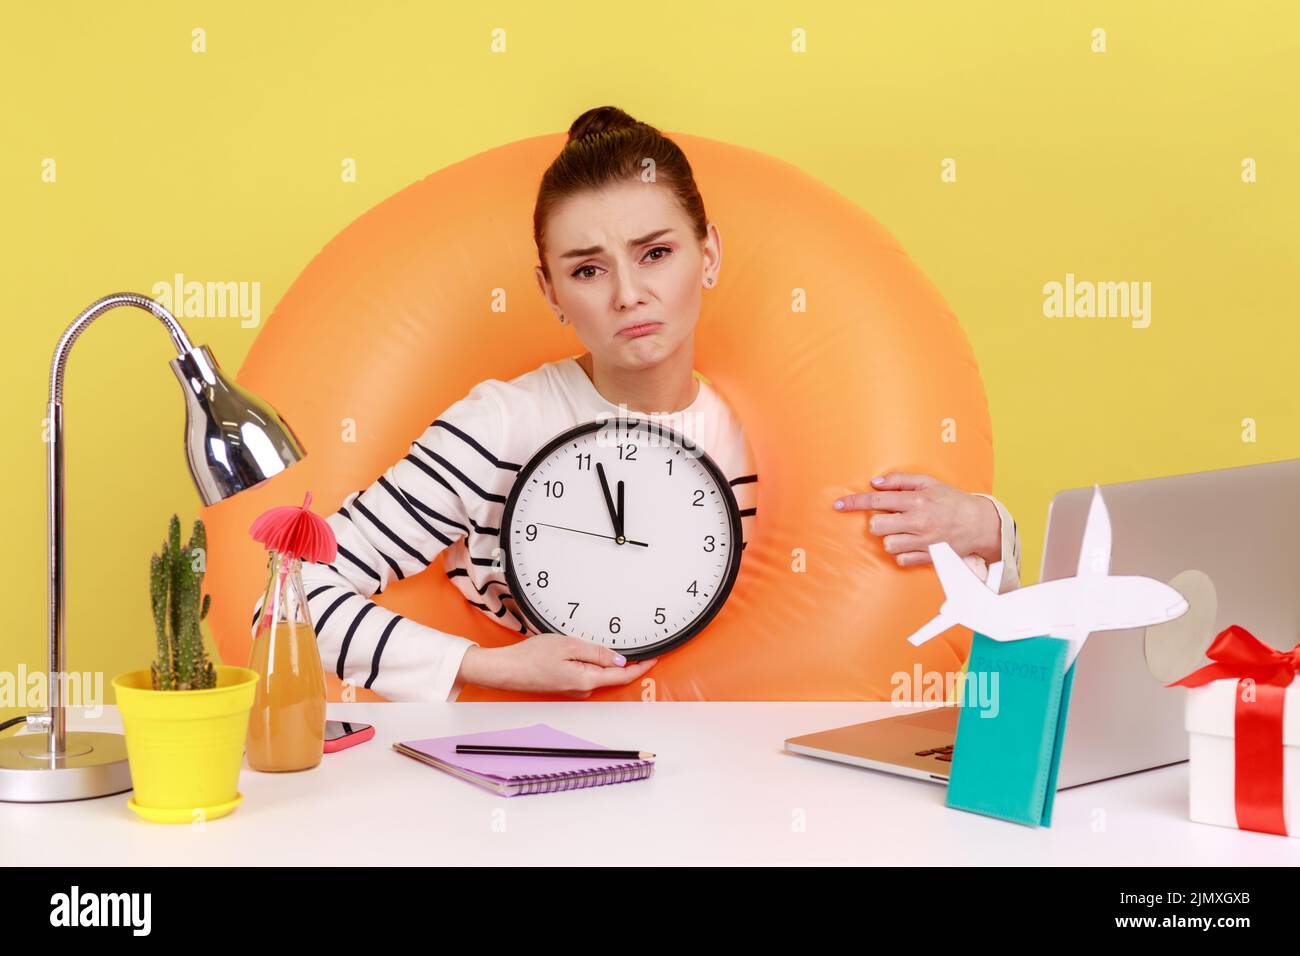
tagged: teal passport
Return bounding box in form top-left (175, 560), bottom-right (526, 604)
top-left (945, 632), bottom-right (1077, 827)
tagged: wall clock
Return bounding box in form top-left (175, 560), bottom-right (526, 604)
top-left (501, 418), bottom-right (743, 659)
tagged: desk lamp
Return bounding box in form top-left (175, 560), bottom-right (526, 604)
top-left (0, 293), bottom-right (304, 802)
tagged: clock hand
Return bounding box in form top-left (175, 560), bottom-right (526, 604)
top-left (616, 479), bottom-right (625, 540)
top-left (595, 462), bottom-right (621, 539)
top-left (533, 522), bottom-right (649, 548)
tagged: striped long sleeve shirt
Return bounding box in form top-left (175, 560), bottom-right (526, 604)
top-left (252, 357), bottom-right (759, 702)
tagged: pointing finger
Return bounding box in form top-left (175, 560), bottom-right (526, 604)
top-left (834, 490), bottom-right (916, 513)
top-left (871, 472), bottom-right (933, 491)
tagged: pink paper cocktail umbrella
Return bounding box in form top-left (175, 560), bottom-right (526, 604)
top-left (249, 490), bottom-right (337, 564)
top-left (249, 491), bottom-right (337, 633)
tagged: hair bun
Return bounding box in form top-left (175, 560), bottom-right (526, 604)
top-left (567, 106), bottom-right (639, 144)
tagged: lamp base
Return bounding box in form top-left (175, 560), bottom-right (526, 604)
top-left (0, 731), bottom-right (132, 802)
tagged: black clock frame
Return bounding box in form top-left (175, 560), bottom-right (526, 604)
top-left (501, 417), bottom-right (744, 660)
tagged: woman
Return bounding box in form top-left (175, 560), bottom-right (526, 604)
top-left (261, 106), bottom-right (1021, 701)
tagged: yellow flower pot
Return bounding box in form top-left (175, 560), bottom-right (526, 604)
top-left (112, 665), bottom-right (258, 824)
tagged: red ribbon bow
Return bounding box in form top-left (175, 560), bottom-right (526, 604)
top-left (1168, 624), bottom-right (1299, 836)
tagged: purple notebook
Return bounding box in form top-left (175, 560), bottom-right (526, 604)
top-left (392, 723), bottom-right (655, 796)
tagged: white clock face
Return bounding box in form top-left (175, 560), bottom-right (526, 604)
top-left (503, 419), bottom-right (742, 658)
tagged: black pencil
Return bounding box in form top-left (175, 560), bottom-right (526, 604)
top-left (455, 744), bottom-right (655, 759)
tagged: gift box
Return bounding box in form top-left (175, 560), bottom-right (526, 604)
top-left (1172, 625), bottom-right (1300, 838)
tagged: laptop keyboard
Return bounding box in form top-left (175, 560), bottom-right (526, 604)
top-left (916, 745), bottom-right (954, 763)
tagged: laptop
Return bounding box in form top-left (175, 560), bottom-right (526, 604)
top-left (784, 458), bottom-right (1300, 789)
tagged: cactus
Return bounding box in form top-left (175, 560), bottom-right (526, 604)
top-left (149, 515), bottom-right (217, 691)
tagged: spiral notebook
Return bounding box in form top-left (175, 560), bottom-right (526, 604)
top-left (393, 723), bottom-right (655, 796)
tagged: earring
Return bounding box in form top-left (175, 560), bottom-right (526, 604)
top-left (558, 313), bottom-right (566, 324)
top-left (704, 277), bottom-right (714, 287)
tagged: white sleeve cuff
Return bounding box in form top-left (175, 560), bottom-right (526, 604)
top-left (970, 492), bottom-right (1022, 593)
top-left (378, 622), bottom-right (476, 702)
top-left (440, 637), bottom-right (477, 703)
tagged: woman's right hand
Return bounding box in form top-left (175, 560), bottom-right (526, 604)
top-left (457, 634), bottom-right (657, 699)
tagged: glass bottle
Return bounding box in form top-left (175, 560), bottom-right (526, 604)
top-left (247, 551), bottom-right (326, 771)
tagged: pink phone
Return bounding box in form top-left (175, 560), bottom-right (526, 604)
top-left (323, 720), bottom-right (375, 753)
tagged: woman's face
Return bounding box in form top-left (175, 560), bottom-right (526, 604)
top-left (535, 180), bottom-right (721, 373)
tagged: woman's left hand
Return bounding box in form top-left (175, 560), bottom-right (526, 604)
top-left (832, 472), bottom-right (1002, 568)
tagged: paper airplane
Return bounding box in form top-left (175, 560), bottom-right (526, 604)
top-left (905, 485), bottom-right (1189, 666)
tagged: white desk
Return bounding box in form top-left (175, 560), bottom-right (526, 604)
top-left (2, 703), bottom-right (1293, 866)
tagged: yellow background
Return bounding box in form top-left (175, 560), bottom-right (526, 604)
top-left (2, 1), bottom-right (1296, 716)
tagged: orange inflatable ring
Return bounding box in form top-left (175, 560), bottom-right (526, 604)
top-left (201, 133), bottom-right (994, 702)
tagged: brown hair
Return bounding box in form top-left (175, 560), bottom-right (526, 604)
top-left (533, 106), bottom-right (709, 281)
